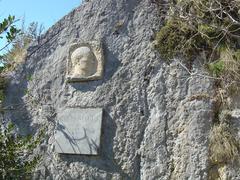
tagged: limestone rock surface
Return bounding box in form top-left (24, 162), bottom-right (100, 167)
top-left (5, 0), bottom-right (238, 179)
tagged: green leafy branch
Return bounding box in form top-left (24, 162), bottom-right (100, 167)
top-left (0, 15), bottom-right (43, 179)
top-left (0, 15), bottom-right (20, 52)
top-left (0, 123), bottom-right (44, 179)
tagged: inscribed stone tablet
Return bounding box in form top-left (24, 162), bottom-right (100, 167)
top-left (54, 108), bottom-right (103, 155)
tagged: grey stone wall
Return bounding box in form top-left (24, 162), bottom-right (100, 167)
top-left (4, 0), bottom-right (231, 179)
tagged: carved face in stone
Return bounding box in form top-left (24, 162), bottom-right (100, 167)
top-left (71, 46), bottom-right (97, 77)
top-left (66, 41), bottom-right (104, 82)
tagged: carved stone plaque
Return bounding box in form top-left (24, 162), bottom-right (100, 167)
top-left (66, 41), bottom-right (104, 82)
top-left (54, 108), bottom-right (103, 155)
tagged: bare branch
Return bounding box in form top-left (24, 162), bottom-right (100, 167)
top-left (173, 58), bottom-right (222, 80)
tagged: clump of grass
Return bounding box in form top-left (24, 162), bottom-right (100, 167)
top-left (6, 40), bottom-right (29, 64)
top-left (217, 48), bottom-right (240, 79)
top-left (209, 122), bottom-right (239, 165)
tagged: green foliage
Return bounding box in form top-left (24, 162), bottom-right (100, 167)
top-left (208, 60), bottom-right (225, 77)
top-left (0, 16), bottom-right (44, 179)
top-left (155, 0), bottom-right (240, 61)
top-left (3, 21), bottom-right (44, 67)
top-left (197, 24), bottom-right (216, 37)
top-left (0, 15), bottom-right (20, 48)
top-left (0, 123), bottom-right (43, 179)
top-left (155, 20), bottom-right (194, 59)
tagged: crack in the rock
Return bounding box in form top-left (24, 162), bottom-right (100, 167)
top-left (134, 63), bottom-right (155, 180)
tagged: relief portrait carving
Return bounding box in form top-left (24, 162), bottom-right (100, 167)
top-left (66, 41), bottom-right (104, 82)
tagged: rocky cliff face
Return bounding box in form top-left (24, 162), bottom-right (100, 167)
top-left (4, 0), bottom-right (240, 179)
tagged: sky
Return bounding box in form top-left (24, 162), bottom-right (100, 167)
top-left (0, 0), bottom-right (81, 54)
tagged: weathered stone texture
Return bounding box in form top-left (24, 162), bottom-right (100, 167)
top-left (5, 0), bottom-right (233, 179)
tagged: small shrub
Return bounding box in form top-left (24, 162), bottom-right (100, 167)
top-left (155, 20), bottom-right (198, 59)
top-left (3, 21), bottom-right (44, 69)
top-left (155, 0), bottom-right (240, 62)
top-left (0, 123), bottom-right (44, 179)
top-left (208, 48), bottom-right (240, 80)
